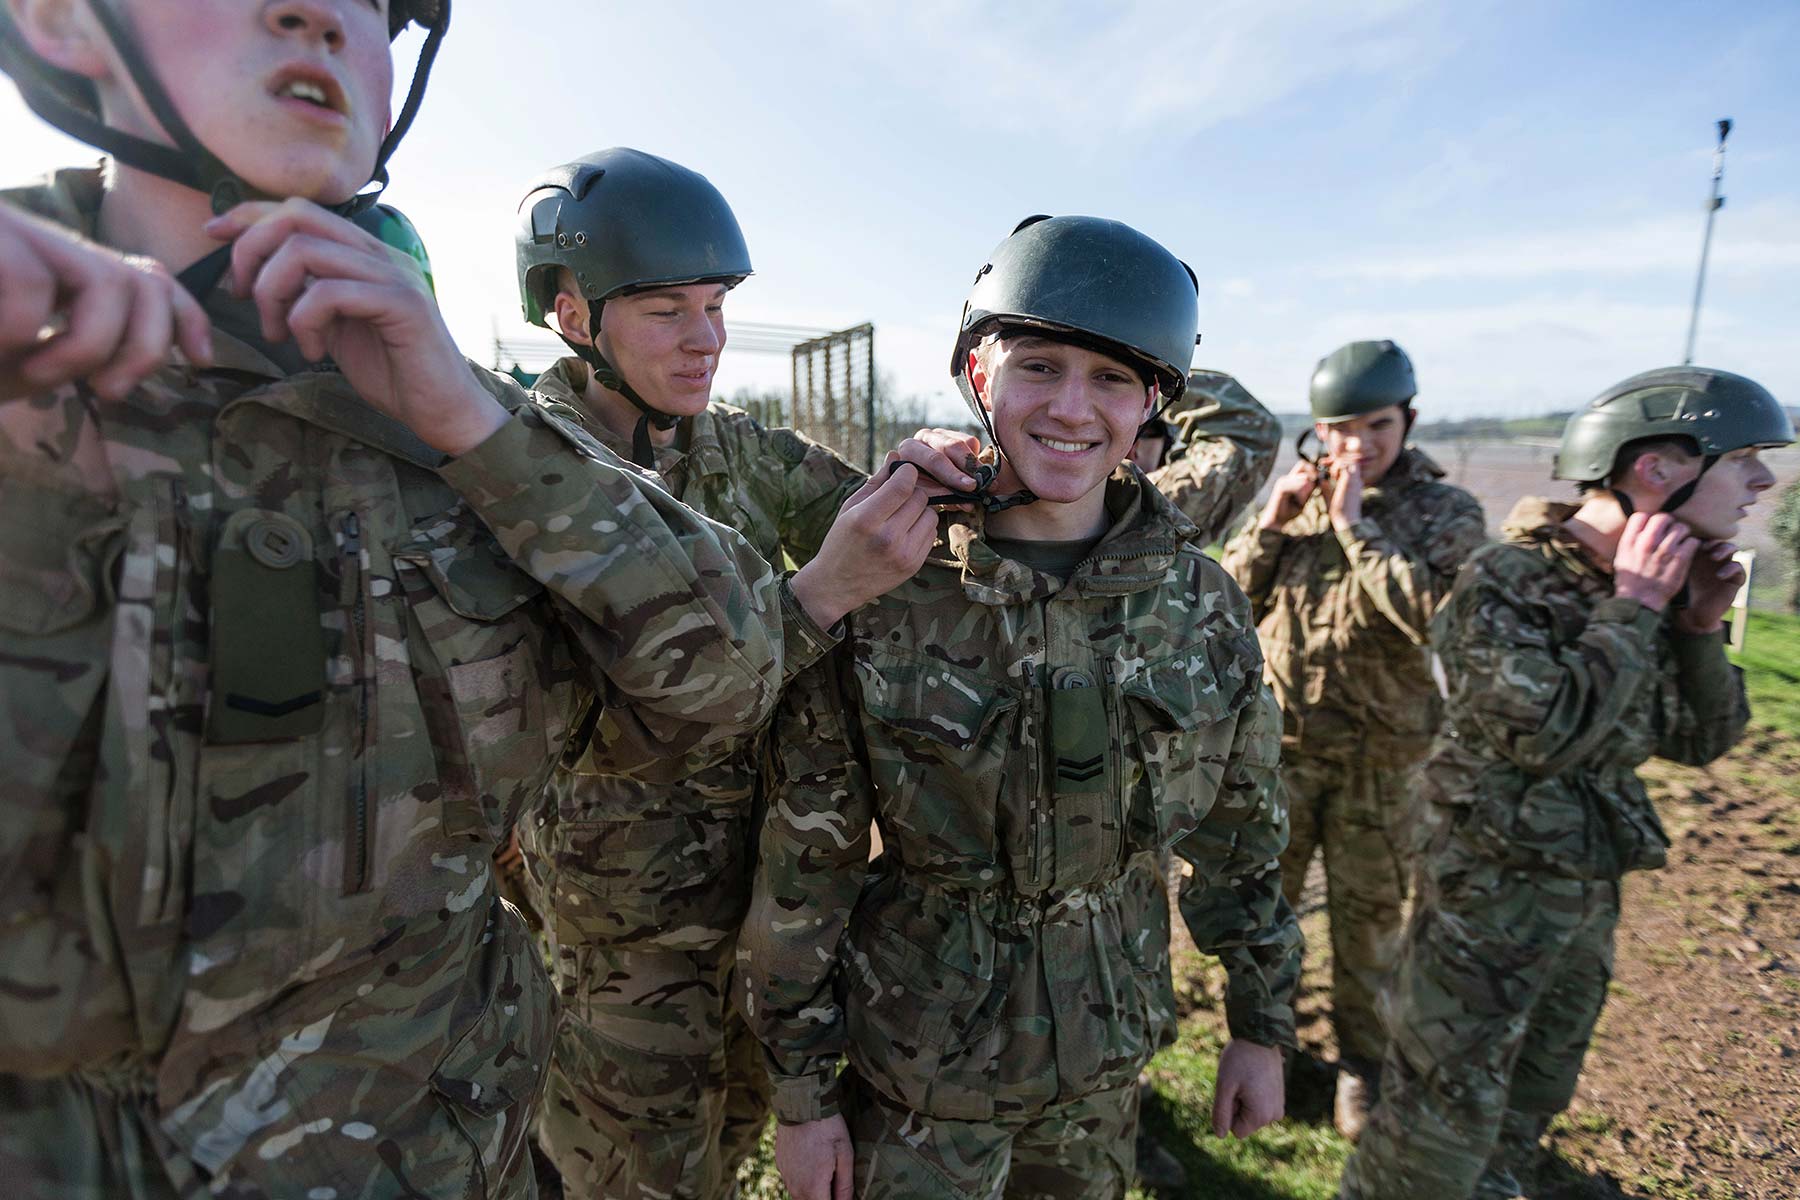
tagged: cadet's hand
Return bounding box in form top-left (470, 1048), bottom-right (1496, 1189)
top-left (493, 827), bottom-right (525, 873)
top-left (1259, 459), bottom-right (1319, 530)
top-left (1212, 1040), bottom-right (1284, 1138)
top-left (1614, 512), bottom-right (1699, 614)
top-left (790, 463), bottom-right (938, 629)
top-left (206, 200), bottom-right (506, 457)
top-left (0, 202), bottom-right (212, 402)
top-left (1673, 539), bottom-right (1744, 635)
top-left (887, 426), bottom-right (981, 499)
top-left (1325, 441), bottom-right (1365, 530)
top-left (775, 1116), bottom-right (854, 1200)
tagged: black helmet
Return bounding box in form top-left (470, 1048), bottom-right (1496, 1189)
top-left (516, 148), bottom-right (752, 330)
top-left (1309, 340), bottom-right (1417, 422)
top-left (1554, 366), bottom-right (1793, 510)
top-left (951, 215), bottom-right (1199, 408)
top-left (515, 148), bottom-right (751, 468)
top-left (0, 0), bottom-right (448, 218)
top-left (934, 215), bottom-right (1197, 512)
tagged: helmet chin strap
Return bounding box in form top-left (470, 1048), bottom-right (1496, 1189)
top-left (562, 307), bottom-right (677, 469)
top-left (1611, 453), bottom-right (1719, 517)
top-left (951, 372), bottom-right (1037, 513)
top-left (49, 0), bottom-right (449, 301)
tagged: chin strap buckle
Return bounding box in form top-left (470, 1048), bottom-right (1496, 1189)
top-left (890, 461), bottom-right (1037, 512)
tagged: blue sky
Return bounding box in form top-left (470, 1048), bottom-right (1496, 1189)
top-left (5, 1), bottom-right (1796, 420)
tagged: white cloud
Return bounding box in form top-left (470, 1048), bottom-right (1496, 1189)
top-left (829, 0), bottom-right (1458, 140)
top-left (1318, 199), bottom-right (1800, 283)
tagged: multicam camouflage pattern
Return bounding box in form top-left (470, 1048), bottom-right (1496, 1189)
top-left (1219, 446), bottom-right (1487, 763)
top-left (842, 1070), bottom-right (1139, 1200)
top-left (739, 468), bottom-right (1301, 1181)
top-left (1279, 753), bottom-right (1418, 1065)
top-left (1145, 368), bottom-right (1281, 547)
top-left (524, 357), bottom-right (862, 1197)
top-left (0, 171), bottom-right (784, 1200)
top-left (1220, 445), bottom-right (1483, 1073)
top-left (1340, 497), bottom-right (1751, 1200)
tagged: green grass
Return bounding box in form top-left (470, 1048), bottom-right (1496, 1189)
top-left (1132, 1024), bottom-right (1350, 1200)
top-left (731, 1011), bottom-right (1353, 1199)
top-left (723, 612), bottom-right (1800, 1199)
top-left (1733, 609), bottom-right (1800, 736)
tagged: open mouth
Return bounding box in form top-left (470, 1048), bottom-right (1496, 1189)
top-left (1031, 434), bottom-right (1099, 455)
top-left (269, 67), bottom-right (347, 117)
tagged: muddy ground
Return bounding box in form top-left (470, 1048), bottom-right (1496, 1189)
top-left (1243, 720), bottom-right (1800, 1199)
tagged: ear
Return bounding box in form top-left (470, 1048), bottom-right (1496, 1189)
top-left (10, 0), bottom-right (112, 81)
top-left (965, 347), bottom-right (992, 411)
top-left (1630, 448), bottom-right (1677, 494)
top-left (551, 290), bottom-right (592, 346)
top-left (1141, 387), bottom-right (1157, 421)
top-left (1314, 419), bottom-right (1333, 441)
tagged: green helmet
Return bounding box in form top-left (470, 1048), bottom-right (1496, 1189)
top-left (1309, 340), bottom-right (1417, 422)
top-left (0, 0), bottom-right (447, 215)
top-left (516, 148), bottom-right (752, 329)
top-left (950, 215), bottom-right (1199, 408)
top-left (1553, 366), bottom-right (1794, 485)
top-left (354, 204), bottom-right (435, 297)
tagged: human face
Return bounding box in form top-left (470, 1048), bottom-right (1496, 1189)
top-left (80, 0), bottom-right (394, 204)
top-left (596, 284), bottom-right (729, 418)
top-left (1316, 404), bottom-right (1408, 485)
top-left (971, 336), bottom-right (1155, 505)
top-left (1667, 445), bottom-right (1780, 541)
top-left (1129, 434), bottom-right (1168, 474)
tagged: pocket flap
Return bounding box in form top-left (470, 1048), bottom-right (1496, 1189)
top-left (854, 647), bottom-right (1016, 750)
top-left (1122, 632), bottom-right (1261, 732)
top-left (393, 506), bottom-right (543, 621)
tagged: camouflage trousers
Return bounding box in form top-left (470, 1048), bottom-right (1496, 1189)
top-left (537, 934), bottom-right (770, 1200)
top-left (0, 1070), bottom-right (536, 1200)
top-left (1280, 751), bottom-right (1420, 1064)
top-left (1339, 830), bottom-right (1619, 1200)
top-left (843, 1070), bottom-right (1138, 1199)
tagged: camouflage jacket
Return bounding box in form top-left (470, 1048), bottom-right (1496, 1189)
top-left (1220, 447), bottom-right (1487, 762)
top-left (524, 357), bottom-right (863, 953)
top-left (0, 171), bottom-right (782, 1195)
top-left (1145, 369), bottom-right (1281, 546)
top-left (1421, 498), bottom-right (1750, 880)
top-left (740, 469), bottom-right (1302, 1125)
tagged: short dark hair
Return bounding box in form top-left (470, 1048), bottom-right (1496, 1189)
top-left (1577, 435), bottom-right (1700, 494)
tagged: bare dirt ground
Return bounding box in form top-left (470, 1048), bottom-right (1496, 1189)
top-left (1223, 718), bottom-right (1800, 1200)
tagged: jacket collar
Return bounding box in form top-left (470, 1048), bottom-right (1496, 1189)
top-left (936, 465), bottom-right (1200, 605)
top-left (533, 356), bottom-right (726, 483)
top-left (1501, 495), bottom-right (1614, 582)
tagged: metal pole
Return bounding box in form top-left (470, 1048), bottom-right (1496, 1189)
top-left (866, 325), bottom-right (877, 474)
top-left (1683, 118), bottom-right (1732, 365)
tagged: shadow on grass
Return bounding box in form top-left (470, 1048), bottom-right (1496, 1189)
top-left (1138, 1082), bottom-right (1347, 1200)
top-left (1532, 1151), bottom-right (1656, 1200)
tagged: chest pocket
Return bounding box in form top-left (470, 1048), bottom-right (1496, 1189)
top-left (0, 473), bottom-right (132, 1075)
top-left (393, 507), bottom-right (563, 843)
top-left (855, 645), bottom-right (1017, 874)
top-left (1120, 633), bottom-right (1259, 852)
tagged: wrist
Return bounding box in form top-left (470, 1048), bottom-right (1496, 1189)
top-left (790, 561), bottom-right (852, 631)
top-left (426, 384), bottom-right (511, 458)
top-left (1613, 584), bottom-right (1667, 614)
top-left (1672, 610), bottom-right (1725, 635)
